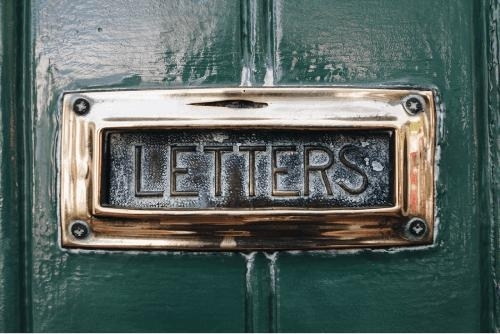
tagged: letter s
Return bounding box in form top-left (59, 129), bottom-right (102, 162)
top-left (337, 145), bottom-right (368, 195)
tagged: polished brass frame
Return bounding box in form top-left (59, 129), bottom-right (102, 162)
top-left (60, 88), bottom-right (435, 250)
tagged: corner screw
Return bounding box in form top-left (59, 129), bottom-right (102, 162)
top-left (404, 218), bottom-right (429, 240)
top-left (72, 98), bottom-right (91, 115)
top-left (70, 220), bottom-right (91, 240)
top-left (402, 94), bottom-right (425, 115)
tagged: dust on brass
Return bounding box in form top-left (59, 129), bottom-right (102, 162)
top-left (102, 129), bottom-right (394, 210)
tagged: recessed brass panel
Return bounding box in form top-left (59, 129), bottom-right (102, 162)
top-left (60, 88), bottom-right (436, 250)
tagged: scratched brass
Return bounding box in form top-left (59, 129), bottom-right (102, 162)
top-left (60, 88), bottom-right (436, 250)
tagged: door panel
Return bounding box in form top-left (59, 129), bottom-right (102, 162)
top-left (0, 0), bottom-right (498, 332)
top-left (277, 253), bottom-right (478, 332)
top-left (272, 1), bottom-right (481, 332)
top-left (30, 1), bottom-right (247, 332)
top-left (32, 254), bottom-right (246, 332)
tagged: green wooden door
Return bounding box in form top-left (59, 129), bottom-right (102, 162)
top-left (0, 0), bottom-right (498, 331)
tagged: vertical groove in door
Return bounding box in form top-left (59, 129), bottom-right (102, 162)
top-left (17, 0), bottom-right (33, 331)
top-left (244, 252), bottom-right (256, 332)
top-left (265, 252), bottom-right (279, 333)
top-left (474, 0), bottom-right (490, 331)
top-left (240, 1), bottom-right (281, 330)
top-left (263, 0), bottom-right (274, 86)
top-left (487, 0), bottom-right (500, 329)
top-left (476, 0), bottom-right (500, 330)
top-left (0, 0), bottom-right (32, 331)
top-left (263, 0), bottom-right (281, 86)
top-left (240, 0), bottom-right (256, 86)
top-left (0, 0), bottom-right (22, 331)
top-left (243, 253), bottom-right (277, 333)
top-left (241, 0), bottom-right (275, 86)
top-left (264, 1), bottom-right (280, 329)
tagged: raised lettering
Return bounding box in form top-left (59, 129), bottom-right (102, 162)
top-left (204, 146), bottom-right (233, 196)
top-left (338, 145), bottom-right (368, 194)
top-left (239, 145), bottom-right (266, 196)
top-left (304, 146), bottom-right (334, 196)
top-left (272, 146), bottom-right (300, 196)
top-left (170, 146), bottom-right (199, 196)
top-left (134, 146), bottom-right (164, 197)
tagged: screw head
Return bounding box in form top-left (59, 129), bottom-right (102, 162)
top-left (404, 218), bottom-right (429, 240)
top-left (69, 220), bottom-right (91, 240)
top-left (402, 95), bottom-right (425, 115)
top-left (72, 98), bottom-right (91, 115)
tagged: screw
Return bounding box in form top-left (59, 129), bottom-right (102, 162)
top-left (402, 94), bottom-right (425, 115)
top-left (72, 98), bottom-right (91, 115)
top-left (69, 220), bottom-right (91, 240)
top-left (404, 218), bottom-right (429, 240)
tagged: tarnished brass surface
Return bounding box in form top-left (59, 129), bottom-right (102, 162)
top-left (60, 88), bottom-right (436, 250)
top-left (103, 129), bottom-right (394, 209)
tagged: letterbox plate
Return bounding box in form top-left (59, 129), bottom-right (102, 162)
top-left (60, 88), bottom-right (435, 250)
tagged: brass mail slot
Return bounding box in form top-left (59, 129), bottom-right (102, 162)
top-left (60, 88), bottom-right (436, 250)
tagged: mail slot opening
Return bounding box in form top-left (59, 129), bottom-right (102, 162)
top-left (99, 129), bottom-right (395, 210)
